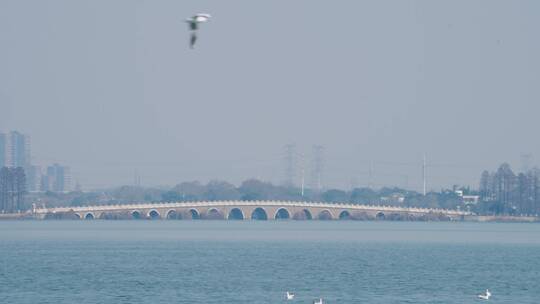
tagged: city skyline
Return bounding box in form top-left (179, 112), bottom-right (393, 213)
top-left (1, 128), bottom-right (537, 191)
top-left (0, 131), bottom-right (30, 169)
top-left (1, 1), bottom-right (539, 190)
top-left (0, 130), bottom-right (71, 193)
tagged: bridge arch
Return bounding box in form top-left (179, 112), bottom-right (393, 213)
top-left (293, 209), bottom-right (313, 220)
top-left (274, 208), bottom-right (291, 220)
top-left (251, 207), bottom-right (268, 220)
top-left (228, 208), bottom-right (244, 220)
top-left (206, 208), bottom-right (224, 220)
top-left (34, 201), bottom-right (469, 222)
top-left (148, 209), bottom-right (161, 220)
top-left (318, 209), bottom-right (334, 220)
top-left (339, 210), bottom-right (351, 220)
top-left (188, 209), bottom-right (200, 220)
top-left (131, 210), bottom-right (142, 220)
top-left (166, 209), bottom-right (179, 219)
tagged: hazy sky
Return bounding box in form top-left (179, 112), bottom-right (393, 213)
top-left (1, 0), bottom-right (539, 190)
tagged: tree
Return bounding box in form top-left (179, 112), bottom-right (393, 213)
top-left (532, 168), bottom-right (540, 215)
top-left (0, 167), bottom-right (26, 213)
top-left (14, 167), bottom-right (26, 211)
top-left (172, 181), bottom-right (206, 201)
top-left (494, 163), bottom-right (516, 214)
top-left (203, 180), bottom-right (240, 201)
top-left (476, 163), bottom-right (540, 215)
top-left (350, 188), bottom-right (378, 204)
top-left (517, 173), bottom-right (528, 214)
top-left (321, 189), bottom-right (349, 203)
top-left (161, 191), bottom-right (184, 202)
top-left (437, 190), bottom-right (463, 210)
top-left (238, 179), bottom-right (274, 201)
top-left (479, 170), bottom-right (491, 200)
top-left (0, 167), bottom-right (9, 212)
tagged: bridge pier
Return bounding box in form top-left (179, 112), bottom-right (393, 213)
top-left (32, 201), bottom-right (470, 221)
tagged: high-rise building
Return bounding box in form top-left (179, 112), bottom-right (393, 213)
top-left (0, 131), bottom-right (31, 168)
top-left (0, 131), bottom-right (33, 191)
top-left (0, 132), bottom-right (6, 167)
top-left (310, 145), bottom-right (324, 192)
top-left (26, 165), bottom-right (42, 192)
top-left (42, 164), bottom-right (71, 193)
top-left (8, 131), bottom-right (30, 168)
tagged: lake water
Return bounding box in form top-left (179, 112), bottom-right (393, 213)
top-left (0, 221), bottom-right (539, 304)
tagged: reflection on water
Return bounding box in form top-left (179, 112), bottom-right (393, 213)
top-left (0, 221), bottom-right (539, 244)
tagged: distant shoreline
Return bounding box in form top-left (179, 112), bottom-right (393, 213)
top-left (0, 213), bottom-right (538, 223)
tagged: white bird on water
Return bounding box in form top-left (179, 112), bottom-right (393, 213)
top-left (478, 289), bottom-right (491, 300)
top-left (313, 298), bottom-right (323, 304)
top-left (286, 291), bottom-right (295, 300)
top-left (185, 13), bottom-right (211, 49)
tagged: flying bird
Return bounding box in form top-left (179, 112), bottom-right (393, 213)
top-left (186, 13), bottom-right (211, 49)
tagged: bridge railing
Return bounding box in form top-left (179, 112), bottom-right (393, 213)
top-left (33, 200), bottom-right (471, 216)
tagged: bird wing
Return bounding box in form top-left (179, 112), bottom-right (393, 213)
top-left (195, 15), bottom-right (210, 22)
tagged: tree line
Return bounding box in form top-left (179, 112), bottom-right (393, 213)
top-left (0, 167), bottom-right (26, 213)
top-left (38, 179), bottom-right (467, 212)
top-left (478, 163), bottom-right (539, 215)
top-left (25, 163), bottom-right (540, 217)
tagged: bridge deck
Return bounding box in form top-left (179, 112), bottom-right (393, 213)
top-left (33, 200), bottom-right (470, 216)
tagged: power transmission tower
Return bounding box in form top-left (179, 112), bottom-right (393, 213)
top-left (350, 176), bottom-right (359, 191)
top-left (368, 160), bottom-right (373, 189)
top-left (299, 153), bottom-right (305, 197)
top-left (134, 170), bottom-right (140, 187)
top-left (422, 153), bottom-right (427, 196)
top-left (310, 145), bottom-right (324, 193)
top-left (283, 144), bottom-right (296, 187)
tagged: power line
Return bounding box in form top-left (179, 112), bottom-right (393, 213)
top-left (422, 153), bottom-right (427, 196)
top-left (283, 144), bottom-right (296, 187)
top-left (310, 145), bottom-right (324, 193)
top-left (368, 160), bottom-right (373, 189)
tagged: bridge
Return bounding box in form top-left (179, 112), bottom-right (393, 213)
top-left (33, 201), bottom-right (471, 221)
